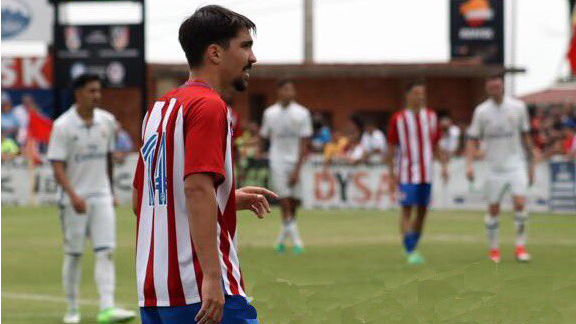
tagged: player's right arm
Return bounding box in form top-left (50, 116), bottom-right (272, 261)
top-left (47, 122), bottom-right (86, 214)
top-left (386, 114), bottom-right (400, 197)
top-left (465, 107), bottom-right (483, 182)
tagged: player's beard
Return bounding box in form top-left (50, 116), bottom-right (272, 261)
top-left (233, 77), bottom-right (248, 92)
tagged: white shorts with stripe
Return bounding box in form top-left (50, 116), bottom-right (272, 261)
top-left (59, 195), bottom-right (115, 255)
top-left (484, 168), bottom-right (528, 204)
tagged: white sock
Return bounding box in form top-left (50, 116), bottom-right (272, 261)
top-left (63, 254), bottom-right (81, 314)
top-left (275, 220), bottom-right (290, 245)
top-left (484, 214), bottom-right (499, 250)
top-left (95, 250), bottom-right (115, 311)
top-left (287, 219), bottom-right (304, 248)
top-left (514, 210), bottom-right (528, 247)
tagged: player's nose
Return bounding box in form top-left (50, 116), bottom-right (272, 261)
top-left (248, 52), bottom-right (257, 65)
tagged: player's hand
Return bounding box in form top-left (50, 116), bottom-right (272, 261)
top-left (235, 186), bottom-right (278, 219)
top-left (71, 195), bottom-right (87, 214)
top-left (195, 276), bottom-right (224, 324)
top-left (288, 170), bottom-right (299, 187)
top-left (112, 196), bottom-right (118, 207)
top-left (466, 165), bottom-right (475, 182)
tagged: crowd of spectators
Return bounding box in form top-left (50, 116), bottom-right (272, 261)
top-left (232, 104), bottom-right (576, 178)
top-left (529, 103), bottom-right (576, 160)
top-left (1, 91), bottom-right (135, 164)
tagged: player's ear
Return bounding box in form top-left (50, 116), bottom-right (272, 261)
top-left (205, 44), bottom-right (222, 65)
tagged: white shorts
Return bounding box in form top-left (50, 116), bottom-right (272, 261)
top-left (59, 195), bottom-right (116, 255)
top-left (484, 169), bottom-right (528, 204)
top-left (270, 162), bottom-right (302, 199)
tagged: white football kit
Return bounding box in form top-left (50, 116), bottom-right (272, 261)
top-left (260, 101), bottom-right (312, 199)
top-left (47, 106), bottom-right (118, 254)
top-left (468, 97), bottom-right (530, 203)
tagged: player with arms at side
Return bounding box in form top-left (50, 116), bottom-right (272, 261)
top-left (133, 6), bottom-right (276, 324)
top-left (386, 80), bottom-right (448, 265)
top-left (465, 74), bottom-right (534, 263)
top-left (47, 74), bottom-right (136, 323)
top-left (260, 79), bottom-right (313, 254)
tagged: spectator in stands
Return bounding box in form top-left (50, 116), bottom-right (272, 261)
top-left (1, 92), bottom-right (20, 142)
top-left (341, 115), bottom-right (365, 165)
top-left (562, 120), bottom-right (576, 159)
top-left (236, 121), bottom-right (266, 186)
top-left (439, 115), bottom-right (461, 156)
top-left (360, 118), bottom-right (386, 162)
top-left (323, 130), bottom-right (349, 164)
top-left (112, 128), bottom-right (134, 162)
top-left (1, 132), bottom-right (20, 162)
top-left (311, 112), bottom-right (331, 152)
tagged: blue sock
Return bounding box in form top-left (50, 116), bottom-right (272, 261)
top-left (403, 232), bottom-right (421, 254)
top-left (413, 232), bottom-right (421, 250)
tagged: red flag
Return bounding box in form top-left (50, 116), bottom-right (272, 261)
top-left (568, 9), bottom-right (576, 75)
top-left (28, 109), bottom-right (52, 143)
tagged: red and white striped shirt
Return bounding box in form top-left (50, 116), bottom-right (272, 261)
top-left (387, 108), bottom-right (441, 184)
top-left (133, 82), bottom-right (245, 307)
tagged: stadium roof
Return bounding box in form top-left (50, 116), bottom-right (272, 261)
top-left (150, 62), bottom-right (518, 79)
top-left (520, 81), bottom-right (576, 105)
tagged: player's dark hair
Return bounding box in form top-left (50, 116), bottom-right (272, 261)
top-left (72, 73), bottom-right (101, 91)
top-left (277, 78), bottom-right (294, 89)
top-left (486, 72), bottom-right (505, 82)
top-left (405, 79), bottom-right (425, 93)
top-left (179, 5), bottom-right (256, 69)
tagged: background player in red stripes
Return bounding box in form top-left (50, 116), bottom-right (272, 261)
top-left (387, 80), bottom-right (448, 265)
top-left (133, 6), bottom-right (275, 324)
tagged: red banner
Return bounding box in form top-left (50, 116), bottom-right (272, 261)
top-left (1, 56), bottom-right (53, 89)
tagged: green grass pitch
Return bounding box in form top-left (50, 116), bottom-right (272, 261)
top-left (2, 206), bottom-right (576, 323)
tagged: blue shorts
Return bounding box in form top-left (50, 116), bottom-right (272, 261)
top-left (140, 295), bottom-right (258, 324)
top-left (399, 183), bottom-right (432, 207)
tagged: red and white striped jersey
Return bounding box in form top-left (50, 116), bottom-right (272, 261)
top-left (387, 108), bottom-right (441, 184)
top-left (132, 82), bottom-right (245, 307)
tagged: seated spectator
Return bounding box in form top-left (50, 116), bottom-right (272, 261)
top-left (1, 132), bottom-right (19, 162)
top-left (360, 119), bottom-right (386, 162)
top-left (1, 92), bottom-right (20, 142)
top-left (323, 131), bottom-right (349, 163)
top-left (311, 112), bottom-right (331, 152)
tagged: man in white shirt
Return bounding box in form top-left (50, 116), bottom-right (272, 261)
top-left (47, 74), bottom-right (135, 323)
top-left (260, 79), bottom-right (312, 254)
top-left (465, 74), bottom-right (534, 263)
top-left (360, 119), bottom-right (386, 163)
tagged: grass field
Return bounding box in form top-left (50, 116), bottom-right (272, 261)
top-left (2, 206), bottom-right (576, 323)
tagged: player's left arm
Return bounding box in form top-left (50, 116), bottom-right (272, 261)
top-left (289, 136), bottom-right (311, 186)
top-left (289, 111), bottom-right (313, 187)
top-left (431, 113), bottom-right (449, 183)
top-left (520, 103), bottom-right (535, 186)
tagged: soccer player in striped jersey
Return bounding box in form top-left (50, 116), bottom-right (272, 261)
top-left (386, 80), bottom-right (448, 265)
top-left (133, 6), bottom-right (276, 324)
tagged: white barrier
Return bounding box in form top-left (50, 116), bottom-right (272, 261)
top-left (301, 158), bottom-right (555, 212)
top-left (2, 155), bottom-right (573, 212)
top-left (1, 154), bottom-right (138, 206)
